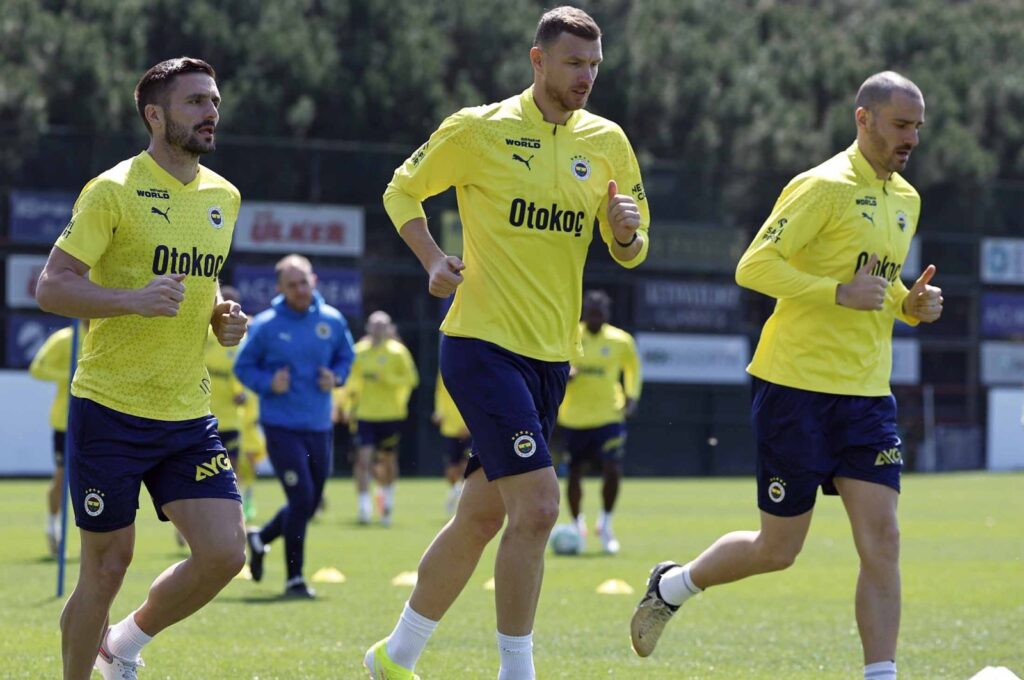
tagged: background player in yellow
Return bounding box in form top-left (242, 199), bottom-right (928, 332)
top-left (34, 57), bottom-right (248, 680)
top-left (29, 325), bottom-right (83, 556)
top-left (346, 310), bottom-right (418, 526)
top-left (432, 372), bottom-right (470, 515)
top-left (631, 72), bottom-right (943, 680)
top-left (366, 7), bottom-right (650, 679)
top-left (557, 290), bottom-right (640, 554)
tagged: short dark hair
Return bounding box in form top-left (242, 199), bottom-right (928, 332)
top-left (534, 6), bottom-right (601, 47)
top-left (135, 57), bottom-right (216, 133)
top-left (855, 71), bottom-right (922, 112)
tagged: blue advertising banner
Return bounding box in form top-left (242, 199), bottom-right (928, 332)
top-left (981, 291), bottom-right (1024, 338)
top-left (6, 313), bottom-right (72, 368)
top-left (231, 264), bottom-right (362, 320)
top-left (9, 190), bottom-right (76, 244)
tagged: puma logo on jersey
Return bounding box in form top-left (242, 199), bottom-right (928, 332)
top-left (195, 452), bottom-right (232, 481)
top-left (861, 211), bottom-right (875, 226)
top-left (151, 206), bottom-right (171, 223)
top-left (512, 153), bottom-right (534, 171)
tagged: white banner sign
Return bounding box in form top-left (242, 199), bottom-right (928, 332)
top-left (5, 254), bottom-right (47, 309)
top-left (0, 371), bottom-right (56, 474)
top-left (890, 338), bottom-right (920, 386)
top-left (637, 332), bottom-right (750, 384)
top-left (233, 201), bottom-right (364, 255)
top-left (986, 388), bottom-right (1024, 470)
top-left (981, 341), bottom-right (1024, 385)
top-left (981, 238), bottom-right (1024, 285)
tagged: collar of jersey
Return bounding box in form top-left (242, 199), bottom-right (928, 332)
top-left (519, 87), bottom-right (580, 131)
top-left (139, 151), bottom-right (203, 191)
top-left (846, 142), bottom-right (892, 190)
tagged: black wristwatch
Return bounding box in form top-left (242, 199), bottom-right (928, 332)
top-left (614, 232), bottom-right (638, 248)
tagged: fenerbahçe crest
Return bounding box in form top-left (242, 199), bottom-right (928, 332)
top-left (513, 431), bottom-right (537, 458)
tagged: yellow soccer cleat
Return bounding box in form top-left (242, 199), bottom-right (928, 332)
top-left (363, 639), bottom-right (421, 680)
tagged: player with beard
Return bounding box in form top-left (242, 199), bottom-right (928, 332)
top-left (36, 57), bottom-right (247, 680)
top-left (365, 7), bottom-right (651, 679)
top-left (630, 72), bottom-right (943, 680)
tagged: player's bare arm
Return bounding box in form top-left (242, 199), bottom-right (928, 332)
top-left (36, 246), bottom-right (186, 319)
top-left (399, 218), bottom-right (466, 297)
top-left (607, 180), bottom-right (644, 261)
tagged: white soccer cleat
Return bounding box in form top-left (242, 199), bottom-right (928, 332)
top-left (630, 561), bottom-right (682, 657)
top-left (600, 526), bottom-right (621, 555)
top-left (95, 633), bottom-right (144, 679)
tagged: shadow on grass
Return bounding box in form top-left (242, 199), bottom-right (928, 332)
top-left (218, 593), bottom-right (330, 605)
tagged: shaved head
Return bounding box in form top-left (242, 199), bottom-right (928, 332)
top-left (855, 71), bottom-right (922, 112)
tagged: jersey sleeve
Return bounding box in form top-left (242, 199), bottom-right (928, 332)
top-left (233, 320), bottom-right (275, 396)
top-left (383, 110), bottom-right (479, 231)
top-left (621, 334), bottom-right (642, 400)
top-left (330, 319), bottom-right (357, 384)
top-left (735, 175), bottom-right (843, 305)
top-left (393, 345), bottom-right (420, 389)
top-left (597, 131), bottom-right (650, 269)
top-left (29, 330), bottom-right (70, 383)
top-left (54, 178), bottom-right (120, 267)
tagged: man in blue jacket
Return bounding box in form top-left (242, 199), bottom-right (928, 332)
top-left (234, 254), bottom-right (355, 598)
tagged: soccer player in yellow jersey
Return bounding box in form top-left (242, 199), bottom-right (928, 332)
top-left (29, 325), bottom-right (82, 556)
top-left (205, 285), bottom-right (247, 470)
top-left (365, 8), bottom-right (650, 679)
top-left (347, 311), bottom-right (418, 525)
top-left (432, 371), bottom-right (471, 514)
top-left (557, 291), bottom-right (641, 555)
top-left (35, 58), bottom-right (248, 680)
top-left (631, 72), bottom-right (943, 680)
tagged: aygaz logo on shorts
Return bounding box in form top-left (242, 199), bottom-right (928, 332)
top-left (513, 431), bottom-right (537, 458)
top-left (767, 477), bottom-right (786, 503)
top-left (84, 488), bottom-right (105, 517)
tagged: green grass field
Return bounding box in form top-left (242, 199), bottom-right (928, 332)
top-left (1, 473), bottom-right (1021, 679)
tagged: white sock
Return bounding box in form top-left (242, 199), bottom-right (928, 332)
top-left (598, 510), bottom-right (612, 533)
top-left (358, 492), bottom-right (371, 516)
top-left (249, 530), bottom-right (265, 553)
top-left (865, 660), bottom-right (897, 679)
top-left (106, 612), bottom-right (153, 661)
top-left (47, 514), bottom-right (60, 536)
top-left (382, 485), bottom-right (395, 511)
top-left (496, 631), bottom-right (535, 680)
top-left (658, 563), bottom-right (702, 607)
top-left (385, 602), bottom-right (438, 671)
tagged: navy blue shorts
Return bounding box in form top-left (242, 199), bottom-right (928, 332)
top-left (563, 423), bottom-right (626, 465)
top-left (67, 397), bottom-right (241, 532)
top-left (220, 429), bottom-right (240, 462)
top-left (356, 420), bottom-right (403, 452)
top-left (440, 335), bottom-right (569, 481)
top-left (444, 436), bottom-right (472, 466)
top-left (54, 430), bottom-right (66, 467)
top-left (752, 377), bottom-right (902, 517)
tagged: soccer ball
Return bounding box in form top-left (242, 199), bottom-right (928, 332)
top-left (549, 523), bottom-right (582, 555)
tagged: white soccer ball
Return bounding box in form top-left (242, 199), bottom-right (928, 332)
top-left (549, 523), bottom-right (582, 555)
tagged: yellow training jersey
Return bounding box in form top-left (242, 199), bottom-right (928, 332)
top-left (55, 151), bottom-right (240, 420)
top-left (434, 373), bottom-right (468, 439)
top-left (384, 88), bottom-right (651, 362)
top-left (239, 389), bottom-right (266, 463)
top-left (558, 323), bottom-right (642, 429)
top-left (346, 338), bottom-right (419, 421)
top-left (205, 329), bottom-right (243, 432)
top-left (28, 326), bottom-right (82, 431)
top-left (737, 142), bottom-right (920, 397)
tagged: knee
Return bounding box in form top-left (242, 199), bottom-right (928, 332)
top-left (863, 524), bottom-right (901, 567)
top-left (459, 511), bottom-right (505, 545)
top-left (507, 500), bottom-right (560, 539)
top-left (92, 547), bottom-right (133, 594)
top-left (195, 535), bottom-right (247, 583)
top-left (756, 540), bottom-right (802, 572)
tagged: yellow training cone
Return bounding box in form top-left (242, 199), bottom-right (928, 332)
top-left (391, 571), bottom-right (418, 587)
top-left (311, 567), bottom-right (347, 583)
top-left (234, 565), bottom-right (252, 580)
top-left (596, 579), bottom-right (634, 595)
top-left (483, 578), bottom-right (495, 591)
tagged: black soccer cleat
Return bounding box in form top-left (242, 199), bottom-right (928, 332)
top-left (246, 529), bottom-right (266, 583)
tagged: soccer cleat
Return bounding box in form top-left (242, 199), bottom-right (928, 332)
top-left (363, 639), bottom-right (420, 680)
top-left (630, 561), bottom-right (682, 657)
top-left (46, 531), bottom-right (59, 558)
top-left (95, 631), bottom-right (144, 679)
top-left (381, 507), bottom-right (393, 528)
top-left (246, 529), bottom-right (267, 583)
top-left (283, 577), bottom-right (316, 599)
